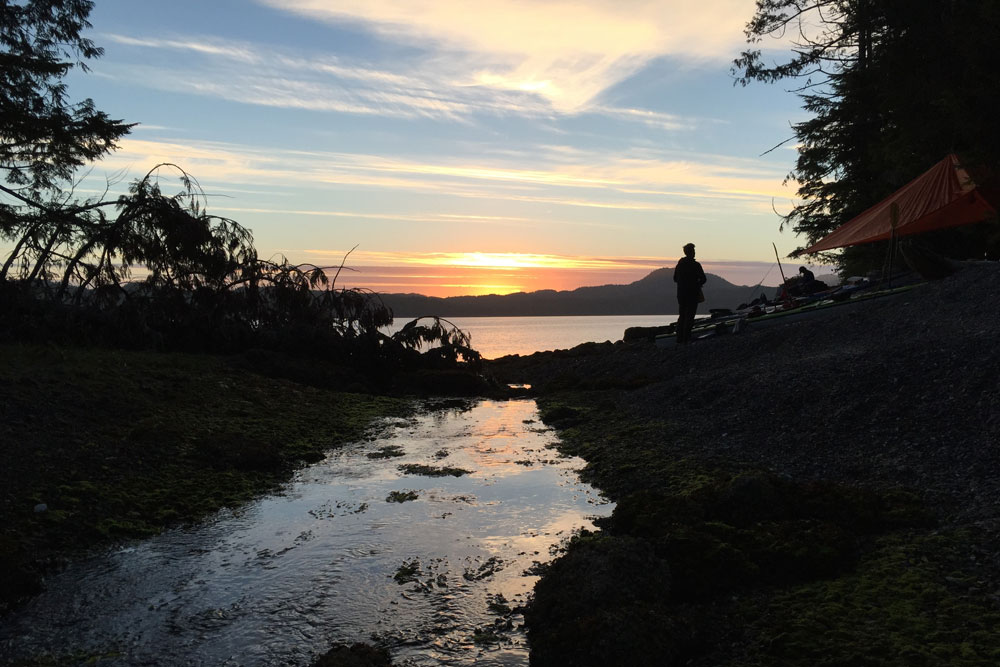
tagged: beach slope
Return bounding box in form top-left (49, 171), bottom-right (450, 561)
top-left (489, 261), bottom-right (1000, 666)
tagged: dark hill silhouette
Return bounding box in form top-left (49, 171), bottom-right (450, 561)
top-left (381, 268), bottom-right (776, 317)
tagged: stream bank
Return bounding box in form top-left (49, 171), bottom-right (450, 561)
top-left (2, 390), bottom-right (609, 666)
top-left (489, 261), bottom-right (1000, 665)
top-left (0, 344), bottom-right (414, 615)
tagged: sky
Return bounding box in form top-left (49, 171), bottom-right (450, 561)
top-left (57, 0), bottom-right (827, 297)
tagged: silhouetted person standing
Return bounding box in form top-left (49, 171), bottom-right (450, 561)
top-left (673, 243), bottom-right (706, 344)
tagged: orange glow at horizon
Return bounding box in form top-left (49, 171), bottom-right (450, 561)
top-left (303, 249), bottom-right (799, 298)
top-left (438, 283), bottom-right (526, 295)
top-left (437, 253), bottom-right (572, 269)
top-left (302, 249), bottom-right (672, 297)
top-left (330, 262), bottom-right (659, 297)
top-left (307, 249), bottom-right (664, 271)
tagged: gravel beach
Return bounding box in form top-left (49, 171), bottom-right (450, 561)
top-left (489, 261), bottom-right (1000, 665)
top-left (491, 261), bottom-right (1000, 528)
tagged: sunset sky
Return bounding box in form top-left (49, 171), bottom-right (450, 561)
top-left (60, 0), bottom-right (823, 297)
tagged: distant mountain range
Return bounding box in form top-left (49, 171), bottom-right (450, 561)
top-left (380, 268), bottom-right (777, 317)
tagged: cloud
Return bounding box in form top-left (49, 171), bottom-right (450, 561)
top-left (593, 106), bottom-right (694, 131)
top-left (103, 1), bottom-right (753, 119)
top-left (102, 35), bottom-right (480, 121)
top-left (300, 248), bottom-right (671, 270)
top-left (104, 34), bottom-right (260, 62)
top-left (91, 137), bottom-right (794, 222)
top-left (257, 0), bottom-right (754, 112)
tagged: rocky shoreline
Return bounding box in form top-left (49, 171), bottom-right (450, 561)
top-left (3, 263), bottom-right (998, 665)
top-left (487, 261), bottom-right (1000, 665)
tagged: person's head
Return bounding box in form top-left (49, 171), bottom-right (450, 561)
top-left (683, 242), bottom-right (695, 258)
top-left (799, 266), bottom-right (807, 273)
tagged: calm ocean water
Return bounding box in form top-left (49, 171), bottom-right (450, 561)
top-left (388, 315), bottom-right (678, 359)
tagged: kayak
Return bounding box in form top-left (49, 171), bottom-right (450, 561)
top-left (653, 282), bottom-right (922, 347)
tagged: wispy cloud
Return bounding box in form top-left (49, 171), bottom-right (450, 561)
top-left (102, 0), bottom-right (749, 122)
top-left (594, 106), bottom-right (695, 131)
top-left (258, 0), bottom-right (754, 112)
top-left (105, 34), bottom-right (260, 62)
top-left (131, 123), bottom-right (177, 132)
top-left (101, 36), bottom-right (479, 121)
top-left (94, 137), bottom-right (794, 218)
top-left (216, 206), bottom-right (617, 229)
top-left (301, 249), bottom-right (672, 270)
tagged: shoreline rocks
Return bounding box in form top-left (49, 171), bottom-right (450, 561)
top-left (488, 261), bottom-right (1000, 665)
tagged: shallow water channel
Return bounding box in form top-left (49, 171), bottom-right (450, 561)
top-left (2, 399), bottom-right (611, 666)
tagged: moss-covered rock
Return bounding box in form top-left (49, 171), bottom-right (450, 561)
top-left (310, 642), bottom-right (393, 667)
top-left (521, 387), bottom-right (997, 665)
top-left (527, 535), bottom-right (695, 667)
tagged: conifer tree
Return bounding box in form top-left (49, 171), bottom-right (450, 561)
top-left (0, 0), bottom-right (132, 197)
top-left (735, 1), bottom-right (1000, 263)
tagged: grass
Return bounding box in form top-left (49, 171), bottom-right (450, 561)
top-left (0, 342), bottom-right (408, 611)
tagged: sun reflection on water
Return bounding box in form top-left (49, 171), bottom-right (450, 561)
top-left (0, 398), bottom-right (612, 667)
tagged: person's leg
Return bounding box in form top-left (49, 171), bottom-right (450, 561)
top-left (677, 299), bottom-right (694, 343)
top-left (686, 299), bottom-right (698, 342)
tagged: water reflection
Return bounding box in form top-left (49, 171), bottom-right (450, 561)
top-left (1, 399), bottom-right (611, 666)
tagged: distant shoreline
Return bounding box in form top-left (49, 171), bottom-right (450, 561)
top-left (391, 312), bottom-right (680, 319)
top-left (381, 268), bottom-right (774, 319)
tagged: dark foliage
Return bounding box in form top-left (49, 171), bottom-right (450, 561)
top-left (0, 4), bottom-right (481, 382)
top-left (0, 0), bottom-right (132, 195)
top-left (734, 1), bottom-right (1000, 269)
top-left (0, 165), bottom-right (481, 380)
top-left (391, 316), bottom-right (480, 367)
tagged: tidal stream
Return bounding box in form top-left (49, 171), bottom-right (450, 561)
top-left (1, 399), bottom-right (611, 666)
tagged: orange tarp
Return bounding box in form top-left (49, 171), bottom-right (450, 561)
top-left (804, 154), bottom-right (998, 253)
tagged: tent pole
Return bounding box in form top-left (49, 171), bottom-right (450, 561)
top-left (888, 203), bottom-right (899, 288)
top-left (772, 243), bottom-right (787, 283)
top-left (772, 243), bottom-right (792, 306)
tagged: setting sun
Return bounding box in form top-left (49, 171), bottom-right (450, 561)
top-left (297, 249), bottom-right (796, 297)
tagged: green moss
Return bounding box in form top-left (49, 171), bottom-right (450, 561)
top-left (730, 531), bottom-right (1000, 666)
top-left (537, 391), bottom-right (724, 499)
top-left (472, 628), bottom-right (502, 645)
top-left (2, 650), bottom-right (125, 666)
top-left (529, 387), bottom-right (994, 666)
top-left (367, 445), bottom-right (406, 459)
top-left (386, 490), bottom-right (419, 503)
top-left (397, 463), bottom-right (471, 477)
top-left (0, 343), bottom-right (408, 612)
top-left (309, 642), bottom-right (393, 667)
top-left (393, 559), bottom-right (421, 584)
top-left (487, 593), bottom-right (513, 615)
top-left (526, 535), bottom-right (693, 666)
